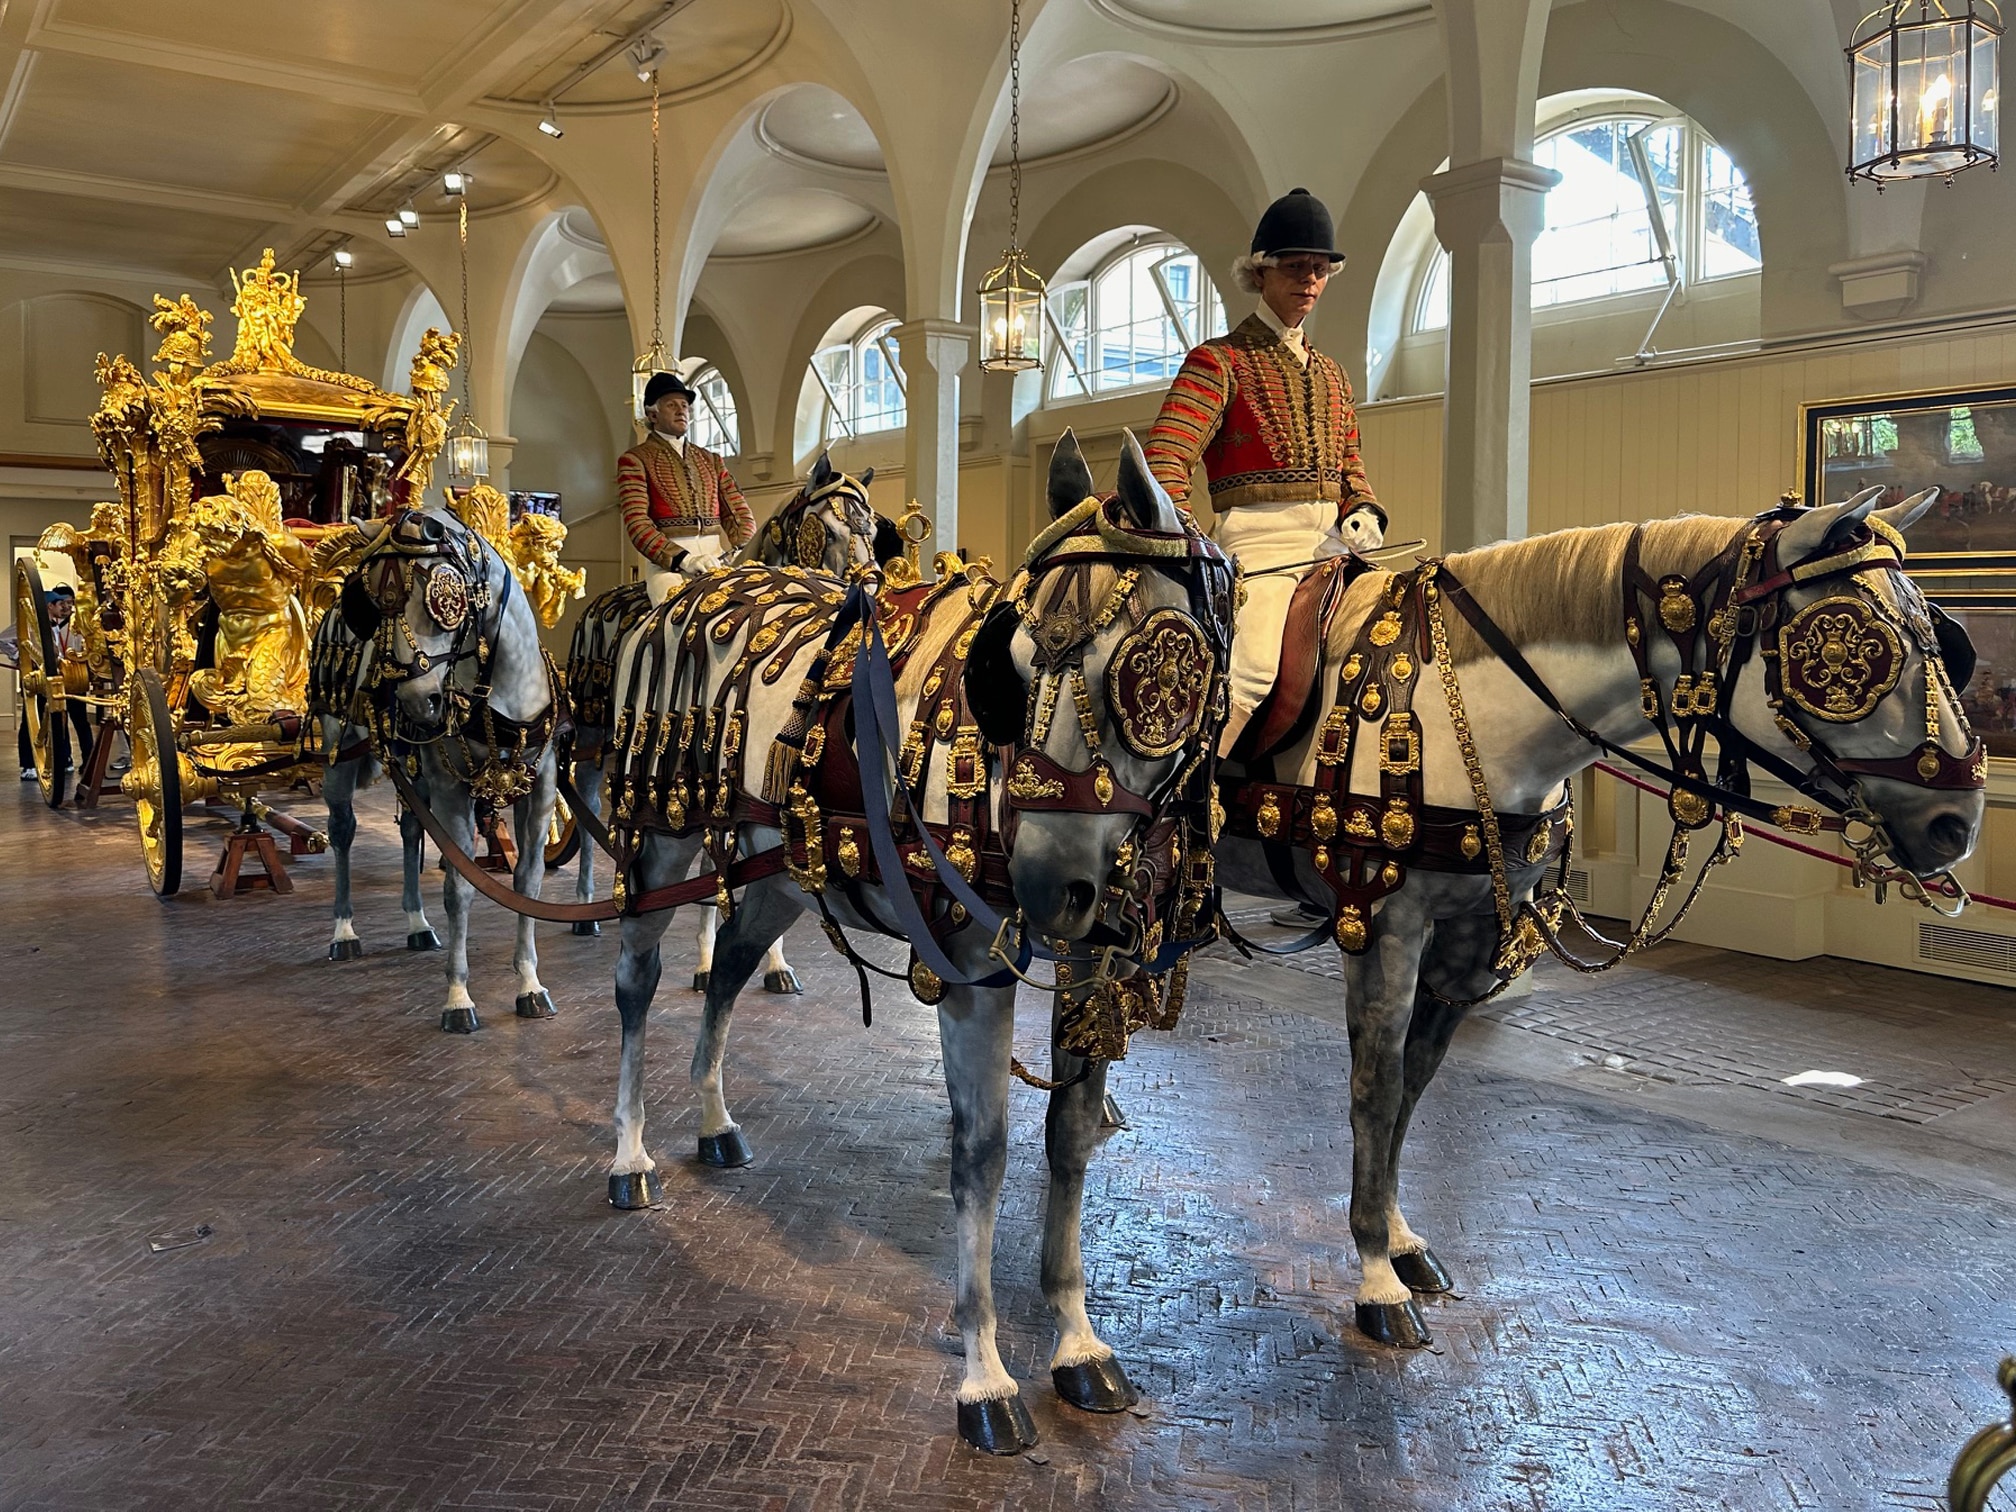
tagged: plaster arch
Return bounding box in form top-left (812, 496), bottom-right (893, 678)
top-left (680, 301), bottom-right (758, 460)
top-left (496, 206), bottom-right (622, 439)
top-left (510, 328), bottom-right (621, 520)
top-left (1340, 78), bottom-right (1448, 400)
top-left (1023, 157), bottom-right (1251, 321)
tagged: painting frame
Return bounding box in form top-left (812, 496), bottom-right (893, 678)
top-left (1806, 379), bottom-right (2016, 608)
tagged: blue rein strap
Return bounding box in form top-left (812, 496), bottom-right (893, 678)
top-left (842, 580), bottom-right (1029, 989)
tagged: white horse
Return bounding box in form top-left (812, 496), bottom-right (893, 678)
top-left (331, 507), bottom-right (563, 1033)
top-left (593, 431), bottom-right (1232, 1454)
top-left (1214, 487), bottom-right (1984, 1346)
top-left (563, 452), bottom-right (891, 995)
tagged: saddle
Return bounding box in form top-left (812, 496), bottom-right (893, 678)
top-left (1235, 554), bottom-right (1369, 764)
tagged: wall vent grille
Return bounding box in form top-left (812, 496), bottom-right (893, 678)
top-left (1565, 868), bottom-right (1592, 905)
top-left (1918, 921), bottom-right (2016, 975)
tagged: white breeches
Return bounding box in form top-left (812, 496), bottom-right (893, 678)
top-left (1215, 499), bottom-right (1340, 720)
top-left (644, 529), bottom-right (722, 607)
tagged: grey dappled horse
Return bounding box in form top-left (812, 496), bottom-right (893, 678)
top-left (329, 508), bottom-right (563, 1033)
top-left (1215, 488), bottom-right (1984, 1347)
top-left (596, 433), bottom-right (1227, 1454)
top-left (564, 453), bottom-right (892, 994)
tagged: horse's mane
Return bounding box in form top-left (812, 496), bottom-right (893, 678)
top-left (1324, 514), bottom-right (1747, 666)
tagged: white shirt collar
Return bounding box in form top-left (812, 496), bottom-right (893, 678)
top-left (652, 429), bottom-right (686, 456)
top-left (1254, 301), bottom-right (1308, 364)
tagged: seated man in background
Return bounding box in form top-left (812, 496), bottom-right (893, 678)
top-left (619, 371), bottom-right (755, 605)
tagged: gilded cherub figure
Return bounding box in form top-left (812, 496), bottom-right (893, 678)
top-left (508, 512), bottom-right (586, 629)
top-left (159, 469), bottom-right (312, 723)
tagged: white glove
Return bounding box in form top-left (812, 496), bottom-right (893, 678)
top-left (1339, 505), bottom-right (1387, 554)
top-left (676, 547), bottom-right (723, 577)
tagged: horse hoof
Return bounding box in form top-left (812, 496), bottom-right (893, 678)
top-left (690, 970), bottom-right (709, 993)
top-left (1354, 1299), bottom-right (1433, 1348)
top-left (698, 1129), bottom-right (754, 1168)
top-left (514, 989), bottom-right (558, 1020)
top-left (570, 920), bottom-right (601, 938)
top-left (607, 1170), bottom-right (662, 1209)
top-left (440, 1008), bottom-right (481, 1034)
top-left (1100, 1091), bottom-right (1129, 1130)
top-left (762, 967), bottom-right (801, 995)
top-left (1392, 1247), bottom-right (1454, 1294)
top-left (407, 929), bottom-right (442, 952)
top-left (1052, 1356), bottom-right (1138, 1414)
top-left (956, 1394), bottom-right (1039, 1455)
top-left (328, 939), bottom-right (364, 962)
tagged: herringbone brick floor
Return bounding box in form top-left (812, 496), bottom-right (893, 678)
top-left (3, 780), bottom-right (2015, 1510)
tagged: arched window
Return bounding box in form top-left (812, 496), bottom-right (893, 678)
top-left (808, 314), bottom-right (906, 447)
top-left (683, 362), bottom-right (740, 454)
top-left (1047, 238), bottom-right (1225, 402)
top-left (1414, 111), bottom-right (1759, 332)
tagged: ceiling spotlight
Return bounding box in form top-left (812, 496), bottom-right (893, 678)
top-left (538, 103), bottom-right (563, 138)
top-left (332, 245), bottom-right (355, 268)
top-left (398, 203), bottom-right (420, 228)
top-left (631, 37), bottom-right (665, 82)
top-left (384, 217), bottom-right (407, 238)
top-left (442, 168), bottom-right (469, 197)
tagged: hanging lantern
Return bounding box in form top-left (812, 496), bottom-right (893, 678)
top-left (447, 414), bottom-right (490, 481)
top-left (1848, 0), bottom-right (2002, 185)
top-left (631, 342), bottom-right (667, 424)
top-left (977, 0), bottom-right (1045, 373)
top-left (978, 248), bottom-right (1046, 372)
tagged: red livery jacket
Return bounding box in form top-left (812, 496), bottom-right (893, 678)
top-left (617, 434), bottom-right (755, 568)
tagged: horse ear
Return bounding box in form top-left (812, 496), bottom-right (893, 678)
top-left (857, 466), bottom-right (874, 488)
top-left (810, 451), bottom-right (835, 489)
top-left (1048, 429), bottom-right (1094, 518)
top-left (1115, 429), bottom-right (1181, 534)
top-left (339, 573), bottom-right (381, 640)
top-left (1874, 486), bottom-right (1940, 537)
top-left (1780, 487), bottom-right (1883, 563)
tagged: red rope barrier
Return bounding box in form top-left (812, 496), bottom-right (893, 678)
top-left (1588, 761), bottom-right (2016, 913)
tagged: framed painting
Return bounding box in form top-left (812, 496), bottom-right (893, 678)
top-left (1806, 381), bottom-right (2016, 608)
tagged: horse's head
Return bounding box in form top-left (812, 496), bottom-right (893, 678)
top-left (754, 452), bottom-right (884, 576)
top-left (1739, 487), bottom-right (1983, 878)
top-left (337, 507), bottom-right (500, 736)
top-left (969, 429), bottom-right (1235, 941)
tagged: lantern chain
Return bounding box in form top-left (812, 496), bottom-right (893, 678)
top-left (1007, 0), bottom-right (1023, 243)
top-left (338, 261), bottom-right (347, 372)
top-left (651, 67), bottom-right (663, 356)
top-left (458, 196), bottom-right (473, 413)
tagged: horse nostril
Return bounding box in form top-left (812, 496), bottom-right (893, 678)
top-left (1065, 880), bottom-right (1097, 917)
top-left (1929, 812), bottom-right (1972, 858)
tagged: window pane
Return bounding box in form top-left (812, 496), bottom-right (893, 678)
top-left (1417, 250), bottom-right (1450, 332)
top-left (813, 343), bottom-right (851, 444)
top-left (854, 321), bottom-right (905, 433)
top-left (1047, 281), bottom-right (1091, 400)
top-left (1532, 117), bottom-right (1668, 306)
top-left (1698, 139), bottom-right (1761, 280)
top-left (689, 365), bottom-right (739, 454)
top-left (1091, 246), bottom-right (1192, 393)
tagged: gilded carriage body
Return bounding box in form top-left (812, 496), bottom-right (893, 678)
top-left (11, 250), bottom-right (457, 894)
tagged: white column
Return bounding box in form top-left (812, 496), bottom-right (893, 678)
top-left (893, 318), bottom-right (971, 558)
top-left (1422, 157), bottom-right (1558, 550)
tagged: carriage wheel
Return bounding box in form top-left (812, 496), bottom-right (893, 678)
top-left (13, 559), bottom-right (64, 809)
top-left (129, 669), bottom-right (183, 897)
top-left (544, 790), bottom-right (581, 870)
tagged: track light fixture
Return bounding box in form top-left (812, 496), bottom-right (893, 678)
top-left (332, 245), bottom-right (354, 269)
top-left (385, 217), bottom-right (407, 238)
top-left (631, 37), bottom-right (665, 81)
top-left (398, 204), bottom-right (420, 228)
top-left (538, 103), bottom-right (564, 138)
top-left (442, 168), bottom-right (469, 197)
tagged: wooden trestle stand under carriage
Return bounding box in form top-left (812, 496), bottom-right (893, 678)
top-left (12, 250), bottom-right (459, 897)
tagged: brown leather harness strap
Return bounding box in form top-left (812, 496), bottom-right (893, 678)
top-left (388, 758), bottom-right (786, 922)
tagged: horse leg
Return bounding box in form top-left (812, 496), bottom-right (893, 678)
top-left (509, 763), bottom-right (558, 1019)
top-left (1040, 993), bottom-right (1138, 1415)
top-left (690, 875), bottom-right (801, 1168)
top-left (569, 756), bottom-right (602, 935)
top-left (939, 980), bottom-right (1037, 1455)
top-left (609, 835), bottom-right (685, 1208)
top-left (1385, 908), bottom-right (1500, 1297)
top-left (399, 788), bottom-right (439, 951)
top-left (324, 758), bottom-right (364, 961)
top-left (435, 775), bottom-right (481, 1034)
top-left (692, 904), bottom-right (716, 993)
top-left (1341, 890), bottom-right (1434, 1347)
